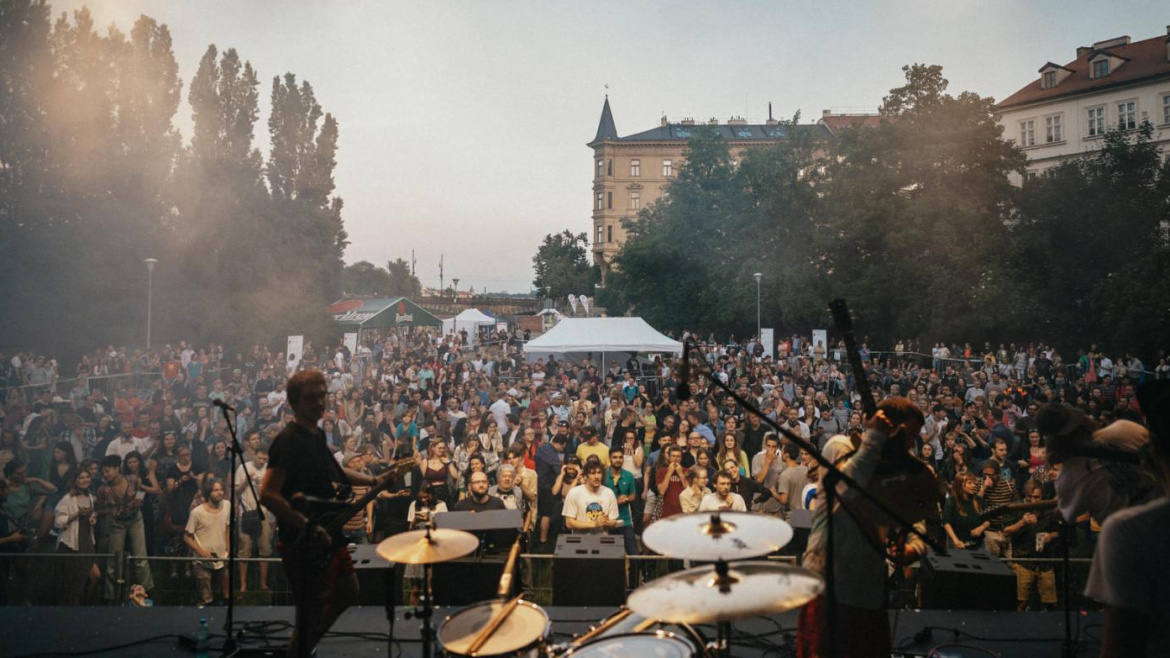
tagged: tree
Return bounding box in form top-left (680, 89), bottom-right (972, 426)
top-left (532, 230), bottom-right (599, 299)
top-left (342, 261), bottom-right (392, 295)
top-left (799, 64), bottom-right (1025, 343)
top-left (1012, 123), bottom-right (1170, 353)
top-left (608, 121), bottom-right (821, 336)
top-left (386, 258), bottom-right (422, 297)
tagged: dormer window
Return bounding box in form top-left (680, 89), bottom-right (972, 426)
top-left (1042, 71), bottom-right (1057, 88)
top-left (1092, 59), bottom-right (1110, 78)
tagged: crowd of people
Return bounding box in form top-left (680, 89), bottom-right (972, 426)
top-left (0, 330), bottom-right (1165, 611)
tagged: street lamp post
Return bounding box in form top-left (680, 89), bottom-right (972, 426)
top-left (753, 272), bottom-right (762, 341)
top-left (144, 258), bottom-right (158, 350)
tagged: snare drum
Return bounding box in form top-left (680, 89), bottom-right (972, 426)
top-left (438, 599), bottom-right (552, 657)
top-left (563, 607), bottom-right (704, 656)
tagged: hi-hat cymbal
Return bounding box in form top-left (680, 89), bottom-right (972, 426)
top-left (641, 512), bottom-right (792, 561)
top-left (376, 528), bottom-right (479, 564)
top-left (627, 561), bottom-right (824, 624)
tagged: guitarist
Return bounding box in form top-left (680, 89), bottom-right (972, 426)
top-left (261, 370), bottom-right (396, 658)
top-left (798, 397), bottom-right (927, 658)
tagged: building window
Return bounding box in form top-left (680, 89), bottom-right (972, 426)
top-left (607, 160), bottom-right (613, 176)
top-left (630, 191), bottom-right (640, 210)
top-left (1162, 94), bottom-right (1170, 125)
top-left (596, 191), bottom-right (603, 210)
top-left (630, 159), bottom-right (640, 177)
top-left (1019, 119), bottom-right (1036, 147)
top-left (1087, 106), bottom-right (1105, 137)
top-left (662, 159), bottom-right (672, 177)
top-left (606, 191), bottom-right (612, 209)
top-left (1117, 100), bottom-right (1136, 130)
top-left (1092, 59), bottom-right (1109, 79)
top-left (1042, 71), bottom-right (1057, 88)
top-left (1045, 114), bottom-right (1063, 143)
top-left (596, 159), bottom-right (603, 177)
top-left (597, 225), bottom-right (604, 244)
top-left (607, 225), bottom-right (613, 243)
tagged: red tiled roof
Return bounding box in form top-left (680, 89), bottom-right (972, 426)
top-left (818, 114), bottom-right (882, 134)
top-left (997, 34), bottom-right (1170, 109)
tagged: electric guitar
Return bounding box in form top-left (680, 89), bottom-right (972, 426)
top-left (291, 457), bottom-right (415, 572)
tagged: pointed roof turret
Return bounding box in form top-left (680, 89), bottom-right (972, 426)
top-left (590, 96), bottom-right (618, 146)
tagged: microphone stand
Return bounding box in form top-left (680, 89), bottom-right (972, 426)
top-left (218, 405), bottom-right (264, 656)
top-left (677, 338), bottom-right (943, 658)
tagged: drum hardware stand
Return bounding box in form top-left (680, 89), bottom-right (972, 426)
top-left (402, 523), bottom-right (439, 658)
top-left (710, 559), bottom-right (738, 658)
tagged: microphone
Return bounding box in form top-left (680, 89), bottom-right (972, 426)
top-left (675, 340), bottom-right (691, 401)
top-left (212, 399), bottom-right (236, 412)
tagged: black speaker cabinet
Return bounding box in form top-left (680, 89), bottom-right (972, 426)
top-left (920, 547), bottom-right (1015, 610)
top-left (349, 544), bottom-right (402, 606)
top-left (553, 534), bottom-right (626, 607)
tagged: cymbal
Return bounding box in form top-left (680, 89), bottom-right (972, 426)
top-left (627, 561), bottom-right (824, 624)
top-left (376, 528), bottom-right (479, 564)
top-left (641, 512), bottom-right (793, 561)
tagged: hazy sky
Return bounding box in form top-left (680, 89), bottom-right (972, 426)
top-left (53, 1), bottom-right (1170, 292)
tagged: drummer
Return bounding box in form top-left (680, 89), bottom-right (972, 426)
top-left (563, 459), bottom-right (620, 534)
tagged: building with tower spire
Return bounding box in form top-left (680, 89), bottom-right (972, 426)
top-left (588, 97), bottom-right (835, 283)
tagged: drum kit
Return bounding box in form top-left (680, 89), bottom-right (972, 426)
top-left (373, 511), bottom-right (823, 657)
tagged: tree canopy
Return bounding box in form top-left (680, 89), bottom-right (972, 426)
top-left (602, 64), bottom-right (1168, 355)
top-left (532, 230), bottom-right (599, 299)
top-left (0, 3), bottom-right (351, 358)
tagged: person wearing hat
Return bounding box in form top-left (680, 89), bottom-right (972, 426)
top-left (1084, 381), bottom-right (1170, 656)
top-left (575, 426), bottom-right (609, 466)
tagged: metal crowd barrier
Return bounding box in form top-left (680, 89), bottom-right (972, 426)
top-left (3, 548), bottom-right (1099, 610)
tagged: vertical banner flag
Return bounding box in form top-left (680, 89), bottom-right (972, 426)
top-left (761, 328), bottom-right (775, 359)
top-left (568, 294), bottom-right (579, 315)
top-left (343, 332), bottom-right (358, 355)
top-left (580, 296), bottom-right (592, 316)
top-left (287, 335), bottom-right (304, 374)
top-left (812, 329), bottom-right (828, 357)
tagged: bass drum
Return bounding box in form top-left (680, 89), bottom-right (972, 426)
top-left (562, 607), bottom-right (705, 656)
top-left (438, 599), bottom-right (552, 657)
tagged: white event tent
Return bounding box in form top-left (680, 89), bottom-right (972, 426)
top-left (442, 308), bottom-right (497, 338)
top-left (523, 317), bottom-right (682, 368)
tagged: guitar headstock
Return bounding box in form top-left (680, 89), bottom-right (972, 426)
top-left (391, 457), bottom-right (416, 476)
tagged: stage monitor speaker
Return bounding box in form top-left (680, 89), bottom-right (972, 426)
top-left (349, 544), bottom-right (402, 606)
top-left (553, 534), bottom-right (626, 607)
top-left (920, 547), bottom-right (1015, 610)
top-left (431, 553), bottom-right (506, 605)
top-left (432, 509), bottom-right (524, 604)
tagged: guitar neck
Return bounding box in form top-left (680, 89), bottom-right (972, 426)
top-left (318, 459), bottom-right (414, 537)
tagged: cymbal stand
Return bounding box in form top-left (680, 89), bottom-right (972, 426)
top-left (711, 559), bottom-right (737, 658)
top-left (404, 523), bottom-right (437, 658)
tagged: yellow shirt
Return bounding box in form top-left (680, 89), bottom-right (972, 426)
top-left (576, 442), bottom-right (610, 466)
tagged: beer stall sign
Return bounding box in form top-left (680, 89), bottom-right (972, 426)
top-left (326, 297), bottom-right (441, 329)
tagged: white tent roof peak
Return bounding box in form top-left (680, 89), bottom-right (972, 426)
top-left (523, 317), bottom-right (682, 355)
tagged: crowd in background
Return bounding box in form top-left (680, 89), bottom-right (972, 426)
top-left (1, 330), bottom-right (1166, 609)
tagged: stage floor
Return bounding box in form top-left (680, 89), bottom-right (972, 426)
top-left (0, 605), bottom-right (1101, 657)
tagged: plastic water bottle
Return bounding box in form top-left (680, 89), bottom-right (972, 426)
top-left (196, 618), bottom-right (210, 658)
